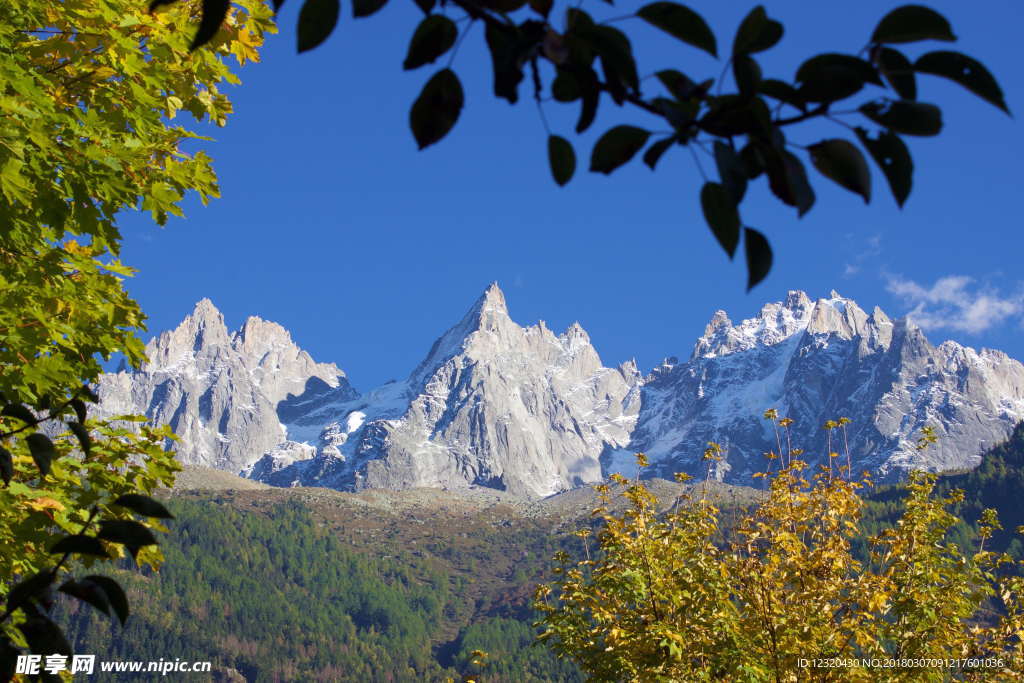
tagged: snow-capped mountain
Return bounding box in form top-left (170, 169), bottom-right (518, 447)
top-left (96, 299), bottom-right (357, 472)
top-left (96, 286), bottom-right (1024, 497)
top-left (243, 284), bottom-right (640, 497)
top-left (617, 290), bottom-right (1024, 484)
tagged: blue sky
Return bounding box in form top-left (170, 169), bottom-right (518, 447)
top-left (117, 0), bottom-right (1024, 390)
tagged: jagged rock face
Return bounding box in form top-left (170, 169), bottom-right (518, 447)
top-left (96, 299), bottom-right (356, 472)
top-left (617, 291), bottom-right (1024, 484)
top-left (247, 284), bottom-right (641, 498)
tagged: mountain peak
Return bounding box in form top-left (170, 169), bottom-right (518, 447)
top-left (474, 282), bottom-right (508, 315)
top-left (188, 298), bottom-right (224, 324)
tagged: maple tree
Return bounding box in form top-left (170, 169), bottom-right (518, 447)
top-left (0, 1), bottom-right (272, 675)
top-left (534, 424), bottom-right (1024, 681)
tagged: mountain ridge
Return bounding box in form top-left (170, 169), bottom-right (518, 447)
top-left (97, 285), bottom-right (1024, 496)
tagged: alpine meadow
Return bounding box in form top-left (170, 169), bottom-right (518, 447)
top-left (2, 1), bottom-right (1023, 682)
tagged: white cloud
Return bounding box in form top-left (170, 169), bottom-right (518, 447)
top-left (885, 275), bottom-right (1023, 334)
top-left (842, 233), bottom-right (882, 279)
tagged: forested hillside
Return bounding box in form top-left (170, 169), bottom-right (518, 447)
top-left (55, 423), bottom-right (1024, 681)
top-left (59, 492), bottom-right (583, 682)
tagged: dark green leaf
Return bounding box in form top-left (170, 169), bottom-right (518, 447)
top-left (700, 182), bottom-right (740, 259)
top-left (855, 126), bottom-right (913, 207)
top-left (484, 22), bottom-right (524, 104)
top-left (766, 149), bottom-right (815, 216)
top-left (732, 5), bottom-right (783, 56)
top-left (590, 25), bottom-right (639, 99)
top-left (547, 135), bottom-right (576, 187)
top-left (1, 403), bottom-right (37, 425)
top-left (808, 139), bottom-right (871, 203)
top-left (744, 227), bottom-right (772, 291)
top-left (83, 575), bottom-right (129, 625)
top-left (699, 96), bottom-right (771, 137)
top-left (575, 68), bottom-right (600, 133)
top-left (733, 54), bottom-right (761, 96)
top-left (876, 47), bottom-right (916, 100)
top-left (713, 141), bottom-right (747, 204)
top-left (352, 0), bottom-right (386, 17)
top-left (98, 520), bottom-right (159, 556)
top-left (871, 5), bottom-right (955, 44)
top-left (1, 636), bottom-right (18, 682)
top-left (409, 68), bottom-right (464, 149)
top-left (637, 2), bottom-right (717, 57)
top-left (6, 569), bottom-right (55, 614)
top-left (66, 421), bottom-right (91, 457)
top-left (413, 0), bottom-right (434, 12)
top-left (915, 51), bottom-right (1009, 114)
top-left (653, 98), bottom-right (699, 133)
top-left (590, 126), bottom-right (651, 174)
top-left (758, 79), bottom-right (803, 109)
top-left (552, 70), bottom-right (581, 102)
top-left (189, 0), bottom-right (229, 51)
top-left (0, 446), bottom-right (11, 486)
top-left (114, 494), bottom-right (175, 519)
top-left (49, 535), bottom-right (109, 558)
top-left (796, 54), bottom-right (881, 103)
top-left (403, 15), bottom-right (457, 70)
top-left (271, 0), bottom-right (286, 11)
top-left (656, 69), bottom-right (696, 100)
top-left (59, 579), bottom-right (111, 618)
top-left (643, 136), bottom-right (676, 170)
top-left (860, 99), bottom-right (942, 136)
top-left (297, 0), bottom-right (340, 53)
top-left (18, 613), bottom-right (72, 658)
top-left (70, 398), bottom-right (87, 425)
top-left (25, 433), bottom-right (56, 477)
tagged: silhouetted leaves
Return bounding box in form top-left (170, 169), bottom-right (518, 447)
top-left (49, 535), bottom-right (109, 558)
top-left (547, 135), bottom-right (576, 187)
top-left (713, 141), bottom-right (747, 204)
top-left (744, 227), bottom-right (772, 291)
top-left (758, 79), bottom-right (803, 110)
top-left (637, 2), bottom-right (717, 58)
top-left (590, 126), bottom-right (651, 174)
top-left (297, 0), bottom-right (340, 53)
top-left (184, 0), bottom-right (229, 51)
top-left (404, 15), bottom-right (457, 70)
top-left (643, 136), bottom-right (676, 170)
top-left (18, 612), bottom-right (72, 658)
top-left (59, 578), bottom-right (112, 618)
top-left (528, 0), bottom-right (553, 18)
top-left (352, 0), bottom-right (387, 18)
top-left (796, 54), bottom-right (881, 103)
top-left (860, 99), bottom-right (942, 136)
top-left (70, 398), bottom-right (87, 424)
top-left (733, 55), bottom-right (761, 96)
top-left (98, 520), bottom-right (158, 558)
top-left (551, 70), bottom-right (581, 102)
top-left (25, 433), bottom-right (56, 476)
top-left (484, 22), bottom-right (525, 104)
top-left (574, 67), bottom-right (600, 133)
top-left (808, 139), bottom-right (871, 203)
top-left (6, 569), bottom-right (55, 614)
top-left (855, 127), bottom-right (913, 207)
top-left (410, 68), bottom-right (463, 149)
top-left (114, 494), bottom-right (175, 519)
top-left (766, 149), bottom-right (815, 216)
top-left (871, 5), bottom-right (955, 44)
top-left (0, 446), bottom-right (11, 485)
top-left (700, 182), bottom-right (740, 259)
top-left (84, 575), bottom-right (129, 625)
top-left (876, 47), bottom-right (916, 100)
top-left (1, 402), bottom-right (37, 425)
top-left (732, 5), bottom-right (783, 56)
top-left (915, 51), bottom-right (1009, 114)
top-left (67, 421), bottom-right (91, 457)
